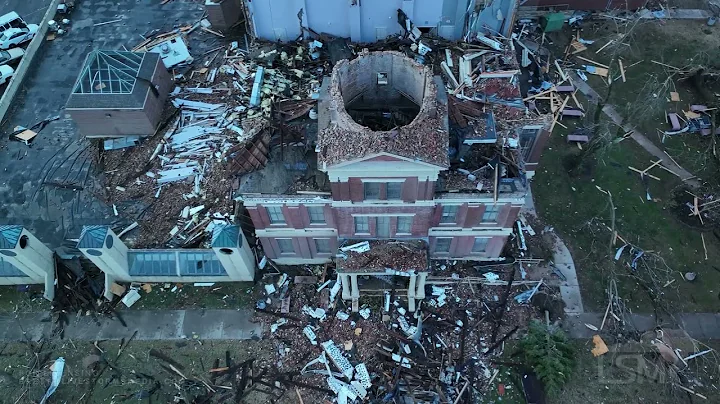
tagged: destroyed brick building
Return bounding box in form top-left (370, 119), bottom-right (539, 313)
top-left (66, 50), bottom-right (173, 138)
top-left (239, 49), bottom-right (549, 308)
top-left (243, 0), bottom-right (473, 42)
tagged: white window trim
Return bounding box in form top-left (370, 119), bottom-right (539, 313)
top-left (360, 178), bottom-right (406, 183)
top-left (351, 213), bottom-right (415, 217)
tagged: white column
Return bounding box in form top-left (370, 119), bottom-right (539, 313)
top-left (341, 273), bottom-right (351, 300)
top-left (407, 274), bottom-right (417, 312)
top-left (350, 274), bottom-right (359, 298)
top-left (415, 272), bottom-right (428, 300)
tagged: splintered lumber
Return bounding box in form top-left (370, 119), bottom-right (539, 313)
top-left (549, 96), bottom-right (569, 134)
top-left (576, 56), bottom-right (609, 69)
top-left (571, 90), bottom-right (584, 110)
top-left (628, 166), bottom-right (660, 180)
top-left (570, 39), bottom-right (587, 54)
top-left (652, 60), bottom-right (680, 70)
top-left (618, 59), bottom-right (626, 82)
top-left (554, 60), bottom-right (568, 81)
top-left (523, 87), bottom-right (556, 101)
top-left (595, 39), bottom-right (614, 53)
top-left (702, 233), bottom-right (708, 260)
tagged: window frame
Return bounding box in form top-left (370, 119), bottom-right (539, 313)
top-left (482, 205), bottom-right (501, 223)
top-left (396, 216), bottom-right (413, 234)
top-left (266, 206), bottom-right (285, 224)
top-left (364, 182), bottom-right (381, 200)
top-left (386, 182), bottom-right (402, 200)
top-left (314, 238), bottom-right (331, 254)
top-left (472, 237), bottom-right (490, 253)
top-left (307, 206), bottom-right (325, 224)
top-left (440, 205), bottom-right (458, 224)
top-left (435, 237), bottom-right (452, 253)
top-left (354, 216), bottom-right (370, 234)
top-left (277, 238), bottom-right (294, 254)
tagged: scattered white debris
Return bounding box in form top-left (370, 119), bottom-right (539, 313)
top-left (271, 318), bottom-right (288, 333)
top-left (302, 305), bottom-right (327, 320)
top-left (303, 326), bottom-right (318, 345)
top-left (358, 307), bottom-right (371, 320)
top-left (340, 241), bottom-right (370, 253)
top-left (264, 284), bottom-right (277, 295)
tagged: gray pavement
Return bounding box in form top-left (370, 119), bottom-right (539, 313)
top-left (0, 309), bottom-right (263, 341)
top-left (523, 186), bottom-right (584, 314)
top-left (564, 312), bottom-right (720, 340)
top-left (0, 0), bottom-right (211, 247)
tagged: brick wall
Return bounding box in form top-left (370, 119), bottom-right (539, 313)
top-left (334, 206), bottom-right (435, 238)
top-left (433, 202), bottom-right (518, 228)
top-left (429, 235), bottom-right (507, 259)
top-left (260, 236), bottom-right (338, 260)
top-left (248, 203), bottom-right (335, 230)
top-left (333, 177), bottom-right (435, 202)
top-left (521, 0), bottom-right (645, 9)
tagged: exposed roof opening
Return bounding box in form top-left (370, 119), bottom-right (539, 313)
top-left (336, 52), bottom-right (427, 131)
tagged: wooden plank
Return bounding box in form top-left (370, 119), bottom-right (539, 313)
top-left (618, 59), bottom-right (626, 82)
top-left (576, 56), bottom-right (609, 69)
top-left (595, 39), bottom-right (614, 53)
top-left (651, 60), bottom-right (679, 70)
top-left (670, 91), bottom-right (680, 102)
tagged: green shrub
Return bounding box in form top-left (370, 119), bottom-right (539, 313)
top-left (518, 320), bottom-right (576, 394)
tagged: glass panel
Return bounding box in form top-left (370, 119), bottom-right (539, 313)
top-left (178, 251), bottom-right (226, 276)
top-left (364, 182), bottom-right (380, 199)
top-left (441, 205), bottom-right (458, 223)
top-left (386, 182), bottom-right (402, 200)
top-left (128, 251), bottom-right (177, 276)
top-left (315, 238), bottom-right (330, 253)
top-left (377, 217), bottom-right (390, 238)
top-left (472, 237), bottom-right (489, 252)
top-left (435, 238), bottom-right (451, 253)
top-left (354, 217), bottom-right (369, 233)
top-left (0, 257), bottom-right (28, 277)
top-left (277, 239), bottom-right (294, 253)
top-left (267, 206), bottom-right (285, 224)
top-left (397, 216), bottom-right (412, 233)
top-left (308, 206), bottom-right (325, 224)
top-left (482, 205), bottom-right (500, 222)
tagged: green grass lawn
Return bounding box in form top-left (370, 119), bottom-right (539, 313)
top-left (124, 281), bottom-right (256, 310)
top-left (534, 119), bottom-right (720, 313)
top-left (534, 21), bottom-right (720, 313)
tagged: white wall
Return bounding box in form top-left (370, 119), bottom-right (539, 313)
top-left (246, 0), bottom-right (469, 42)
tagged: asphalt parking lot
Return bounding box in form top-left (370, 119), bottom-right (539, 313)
top-left (3, 0), bottom-right (53, 25)
top-left (0, 0), bottom-right (211, 247)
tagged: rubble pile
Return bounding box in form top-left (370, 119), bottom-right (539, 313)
top-left (255, 263), bottom-right (541, 403)
top-left (100, 32), bottom-right (330, 247)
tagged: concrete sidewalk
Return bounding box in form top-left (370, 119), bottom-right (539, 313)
top-left (0, 309), bottom-right (263, 341)
top-left (564, 312), bottom-right (720, 340)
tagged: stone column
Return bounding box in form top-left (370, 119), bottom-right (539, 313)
top-left (341, 273), bottom-right (351, 300)
top-left (415, 272), bottom-right (428, 300)
top-left (350, 274), bottom-right (359, 298)
top-left (407, 274), bottom-right (417, 312)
